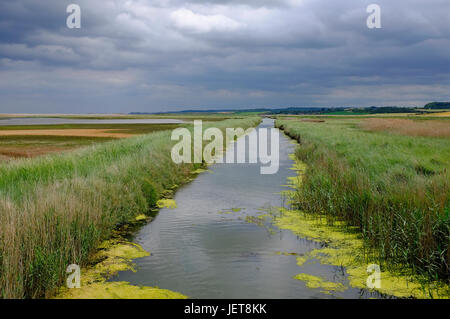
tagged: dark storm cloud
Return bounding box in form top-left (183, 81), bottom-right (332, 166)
top-left (0, 0), bottom-right (449, 113)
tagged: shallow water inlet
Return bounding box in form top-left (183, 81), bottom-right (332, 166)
top-left (111, 119), bottom-right (380, 298)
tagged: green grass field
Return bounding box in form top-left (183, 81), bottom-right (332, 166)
top-left (276, 117), bottom-right (449, 282)
top-left (0, 117), bottom-right (261, 298)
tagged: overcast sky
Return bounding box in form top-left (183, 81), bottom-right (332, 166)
top-left (0, 0), bottom-right (449, 113)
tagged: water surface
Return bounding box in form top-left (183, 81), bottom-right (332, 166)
top-left (113, 119), bottom-right (375, 299)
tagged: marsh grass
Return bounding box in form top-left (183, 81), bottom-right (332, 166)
top-left (0, 136), bottom-right (116, 160)
top-left (0, 124), bottom-right (184, 160)
top-left (361, 118), bottom-right (450, 138)
top-left (0, 117), bottom-right (260, 298)
top-left (0, 114), bottom-right (239, 121)
top-left (0, 123), bottom-right (183, 134)
top-left (276, 118), bottom-right (449, 282)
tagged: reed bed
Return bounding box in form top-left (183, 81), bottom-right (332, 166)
top-left (276, 118), bottom-right (450, 282)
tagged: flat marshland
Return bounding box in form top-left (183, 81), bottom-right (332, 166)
top-left (0, 115), bottom-right (250, 160)
top-left (276, 117), bottom-right (450, 282)
top-left (0, 113), bottom-right (236, 121)
top-left (362, 118), bottom-right (450, 138)
top-left (0, 117), bottom-right (261, 298)
top-left (0, 123), bottom-right (182, 160)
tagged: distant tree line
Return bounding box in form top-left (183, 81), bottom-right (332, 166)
top-left (130, 102), bottom-right (450, 115)
top-left (424, 102), bottom-right (450, 109)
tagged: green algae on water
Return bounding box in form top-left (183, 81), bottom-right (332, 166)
top-left (157, 199), bottom-right (177, 209)
top-left (275, 152), bottom-right (450, 299)
top-left (296, 256), bottom-right (308, 266)
top-left (294, 273), bottom-right (346, 294)
top-left (245, 215), bottom-right (267, 227)
top-left (55, 238), bottom-right (187, 299)
top-left (57, 281), bottom-right (187, 299)
top-left (274, 207), bottom-right (450, 298)
top-left (219, 207), bottom-right (245, 215)
top-left (191, 168), bottom-right (209, 175)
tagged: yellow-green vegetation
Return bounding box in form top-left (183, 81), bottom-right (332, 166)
top-left (276, 117), bottom-right (449, 283)
top-left (242, 213), bottom-right (275, 235)
top-left (55, 238), bottom-right (186, 299)
top-left (274, 251), bottom-right (299, 257)
top-left (244, 215), bottom-right (266, 227)
top-left (296, 256), bottom-right (307, 266)
top-left (237, 149), bottom-right (448, 297)
top-left (293, 273), bottom-right (346, 294)
top-left (191, 168), bottom-right (210, 174)
top-left (0, 116), bottom-right (261, 299)
top-left (57, 282), bottom-right (187, 299)
top-left (219, 208), bottom-right (244, 215)
top-left (275, 207), bottom-right (450, 298)
top-left (134, 214), bottom-right (148, 222)
top-left (157, 199), bottom-right (177, 209)
top-left (428, 111), bottom-right (450, 117)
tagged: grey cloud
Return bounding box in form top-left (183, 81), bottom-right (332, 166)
top-left (0, 0), bottom-right (449, 113)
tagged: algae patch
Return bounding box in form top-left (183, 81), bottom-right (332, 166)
top-left (245, 215), bottom-right (268, 227)
top-left (274, 251), bottom-right (309, 266)
top-left (157, 199), bottom-right (177, 209)
top-left (219, 207), bottom-right (245, 215)
top-left (296, 256), bottom-right (308, 266)
top-left (57, 281), bottom-right (187, 299)
top-left (274, 207), bottom-right (450, 298)
top-left (294, 273), bottom-right (346, 294)
top-left (275, 251), bottom-right (298, 256)
top-left (191, 168), bottom-right (211, 175)
top-left (275, 152), bottom-right (450, 299)
top-left (55, 238), bottom-right (187, 299)
top-left (135, 214), bottom-right (148, 222)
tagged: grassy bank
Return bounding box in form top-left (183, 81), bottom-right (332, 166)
top-left (275, 118), bottom-right (449, 282)
top-left (0, 117), bottom-right (260, 298)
